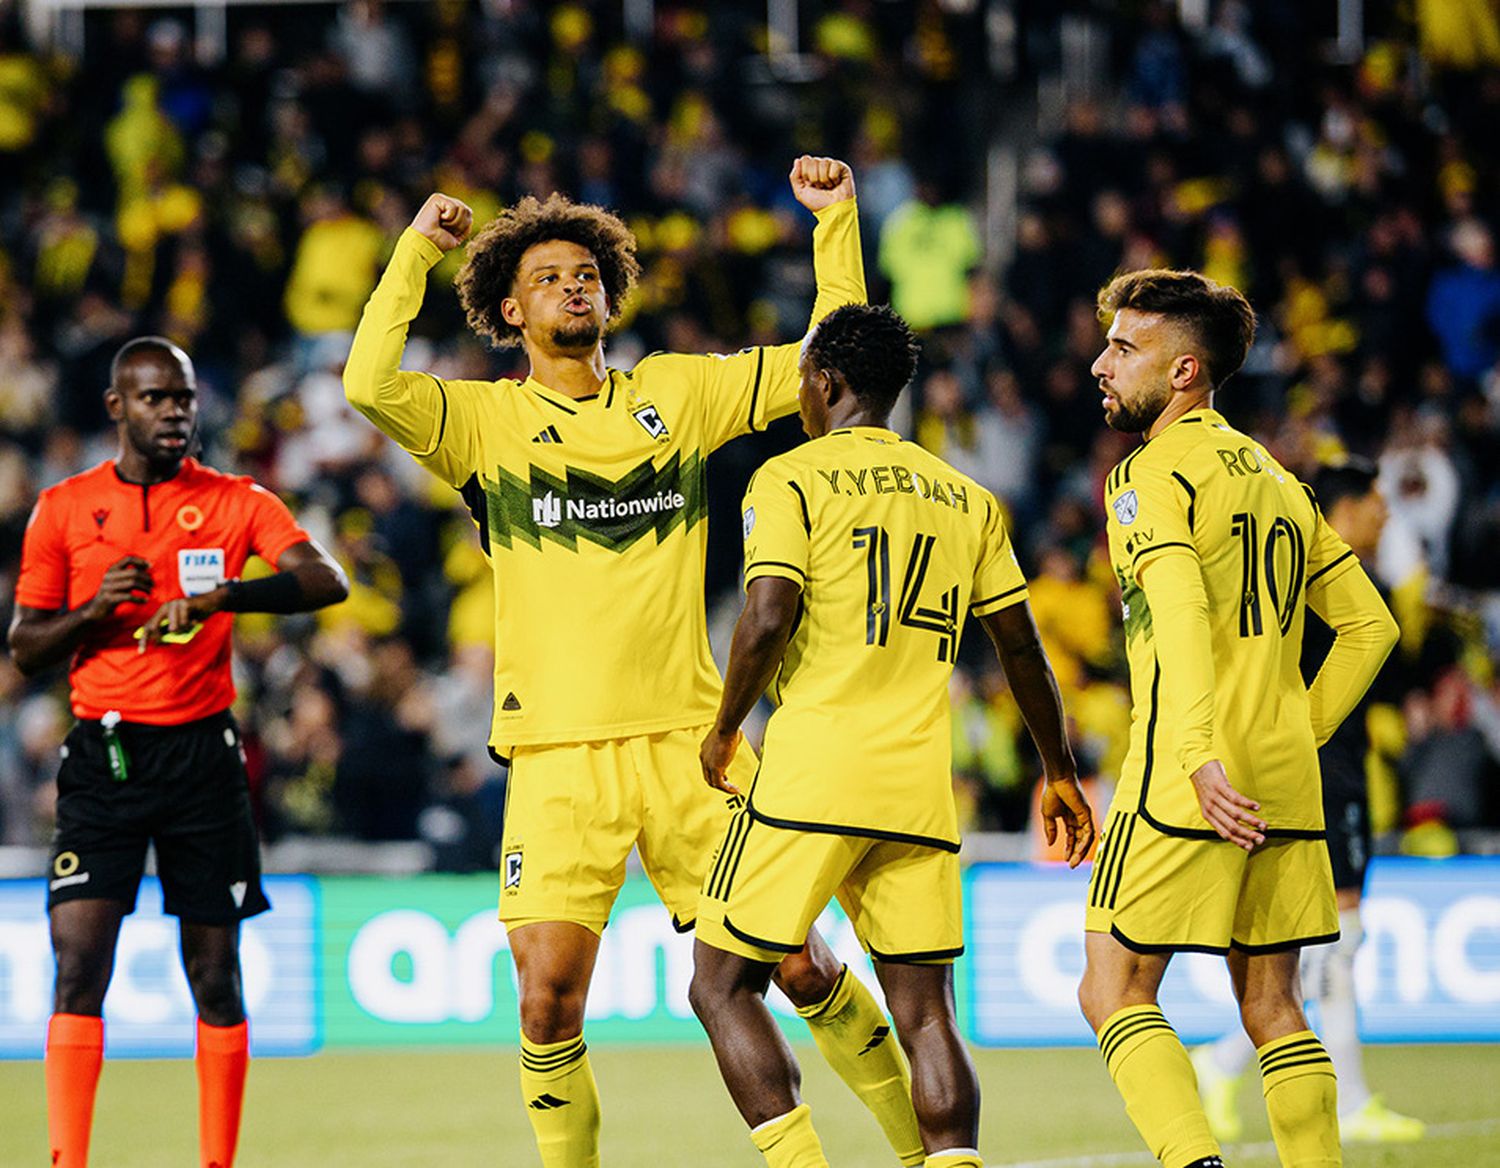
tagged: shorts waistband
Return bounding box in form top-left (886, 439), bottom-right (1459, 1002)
top-left (73, 709), bottom-right (236, 737)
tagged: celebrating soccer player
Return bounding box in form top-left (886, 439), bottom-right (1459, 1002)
top-left (1075, 272), bottom-right (1399, 1168)
top-left (690, 303), bottom-right (1093, 1168)
top-left (345, 159), bottom-right (930, 1167)
top-left (10, 337), bottom-right (349, 1168)
top-left (1191, 456), bottom-right (1425, 1145)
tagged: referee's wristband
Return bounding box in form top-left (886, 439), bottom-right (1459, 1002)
top-left (220, 572), bottom-right (306, 614)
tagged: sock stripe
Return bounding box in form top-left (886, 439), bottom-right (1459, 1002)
top-left (1260, 1054), bottom-right (1335, 1077)
top-left (1258, 1039), bottom-right (1326, 1073)
top-left (1104, 813), bottom-right (1137, 909)
top-left (520, 1038), bottom-right (587, 1073)
top-left (1099, 1009), bottom-right (1174, 1068)
top-left (1098, 1005), bottom-right (1167, 1047)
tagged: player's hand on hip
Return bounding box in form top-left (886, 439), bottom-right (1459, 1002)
top-left (1041, 775), bottom-right (1095, 868)
top-left (411, 193), bottom-right (474, 251)
top-left (700, 728), bottom-right (743, 796)
top-left (1190, 760), bottom-right (1267, 851)
top-left (789, 156), bottom-right (856, 211)
top-left (83, 556), bottom-right (153, 622)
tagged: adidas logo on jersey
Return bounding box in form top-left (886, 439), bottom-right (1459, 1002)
top-left (501, 692), bottom-right (522, 711)
top-left (532, 425), bottom-right (563, 444)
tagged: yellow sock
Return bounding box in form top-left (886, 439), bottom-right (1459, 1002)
top-left (1258, 1031), bottom-right (1340, 1167)
top-left (518, 1035), bottom-right (600, 1168)
top-left (750, 1103), bottom-right (829, 1168)
top-left (1097, 1005), bottom-right (1221, 1167)
top-left (926, 1148), bottom-right (983, 1166)
top-left (797, 966), bottom-right (924, 1167)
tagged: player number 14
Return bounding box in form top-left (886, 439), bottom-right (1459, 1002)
top-left (852, 525), bottom-right (960, 661)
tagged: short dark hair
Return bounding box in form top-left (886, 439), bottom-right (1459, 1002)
top-left (805, 304), bottom-right (920, 417)
top-left (1311, 456), bottom-right (1379, 513)
top-left (455, 194), bottom-right (641, 348)
top-left (110, 336), bottom-right (191, 387)
top-left (1096, 269), bottom-right (1257, 388)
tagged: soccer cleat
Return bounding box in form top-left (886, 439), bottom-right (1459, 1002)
top-left (1190, 1045), bottom-right (1243, 1143)
top-left (1339, 1095), bottom-right (1426, 1142)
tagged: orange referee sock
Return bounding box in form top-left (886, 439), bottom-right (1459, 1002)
top-left (46, 1013), bottom-right (105, 1168)
top-left (196, 1019), bottom-right (249, 1168)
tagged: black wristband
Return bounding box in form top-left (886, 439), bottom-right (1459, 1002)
top-left (221, 572), bottom-right (307, 614)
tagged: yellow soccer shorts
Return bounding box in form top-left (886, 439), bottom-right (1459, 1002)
top-left (696, 812), bottom-right (963, 965)
top-left (1084, 808), bottom-right (1339, 953)
top-left (498, 725), bottom-right (757, 934)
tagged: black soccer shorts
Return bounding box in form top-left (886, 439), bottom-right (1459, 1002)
top-left (48, 710), bottom-right (270, 923)
top-left (1323, 796), bottom-right (1371, 893)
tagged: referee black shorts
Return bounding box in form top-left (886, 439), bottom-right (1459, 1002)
top-left (48, 710), bottom-right (270, 923)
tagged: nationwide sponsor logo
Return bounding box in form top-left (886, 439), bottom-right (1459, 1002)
top-left (533, 492), bottom-right (562, 529)
top-left (468, 453), bottom-right (708, 553)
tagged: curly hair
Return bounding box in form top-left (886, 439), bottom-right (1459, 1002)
top-left (805, 303), bottom-right (921, 416)
top-left (1097, 269), bottom-right (1257, 388)
top-left (454, 194), bottom-right (642, 349)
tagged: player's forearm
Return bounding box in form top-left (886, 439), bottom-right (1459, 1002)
top-left (8, 607), bottom-right (102, 676)
top-left (714, 596), bottom-right (796, 736)
top-left (982, 604), bottom-right (1077, 780)
top-left (1306, 564), bottom-right (1399, 745)
top-left (807, 199), bottom-right (867, 328)
top-left (1138, 548), bottom-right (1219, 774)
top-left (343, 228), bottom-right (446, 448)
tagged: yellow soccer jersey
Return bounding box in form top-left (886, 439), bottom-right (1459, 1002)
top-left (742, 427), bottom-right (1028, 849)
top-left (345, 201), bottom-right (865, 752)
top-left (1104, 408), bottom-right (1360, 835)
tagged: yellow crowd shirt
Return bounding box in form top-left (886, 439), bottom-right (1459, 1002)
top-left (742, 427), bottom-right (1028, 849)
top-left (344, 200), bottom-right (866, 753)
top-left (1105, 408), bottom-right (1369, 835)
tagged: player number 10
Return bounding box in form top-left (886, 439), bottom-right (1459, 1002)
top-left (1230, 511), bottom-right (1307, 639)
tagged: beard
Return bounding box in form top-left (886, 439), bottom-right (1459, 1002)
top-left (550, 316), bottom-right (602, 350)
top-left (1104, 383), bottom-right (1171, 434)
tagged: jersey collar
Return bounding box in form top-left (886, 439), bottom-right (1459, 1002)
top-left (828, 426), bottom-right (902, 443)
top-left (524, 377), bottom-right (599, 415)
top-left (1155, 406), bottom-right (1224, 437)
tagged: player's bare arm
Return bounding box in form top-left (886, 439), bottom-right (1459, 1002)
top-left (7, 556), bottom-right (154, 676)
top-left (789, 155), bottom-right (856, 212)
top-left (410, 192), bottom-right (474, 252)
top-left (138, 540), bottom-right (348, 648)
top-left (700, 575), bottom-right (802, 796)
top-left (978, 602), bottom-right (1094, 867)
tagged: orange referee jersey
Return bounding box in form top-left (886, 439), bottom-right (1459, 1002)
top-left (16, 458), bottom-right (309, 725)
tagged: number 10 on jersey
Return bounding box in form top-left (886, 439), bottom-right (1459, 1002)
top-left (853, 526), bottom-right (960, 662)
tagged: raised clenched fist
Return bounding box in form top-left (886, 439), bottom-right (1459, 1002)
top-left (789, 156), bottom-right (856, 213)
top-left (411, 193), bottom-right (474, 252)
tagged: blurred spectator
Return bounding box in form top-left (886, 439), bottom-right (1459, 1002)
top-left (879, 181), bottom-right (980, 331)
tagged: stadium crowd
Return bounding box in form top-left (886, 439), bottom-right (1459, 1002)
top-left (1, 0), bottom-right (1497, 865)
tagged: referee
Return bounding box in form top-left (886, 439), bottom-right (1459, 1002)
top-left (9, 337), bottom-right (348, 1168)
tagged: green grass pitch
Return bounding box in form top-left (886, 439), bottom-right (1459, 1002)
top-left (2, 1043), bottom-right (1495, 1165)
